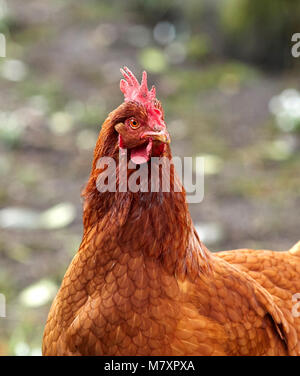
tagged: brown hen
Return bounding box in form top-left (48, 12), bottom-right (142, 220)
top-left (42, 67), bottom-right (300, 356)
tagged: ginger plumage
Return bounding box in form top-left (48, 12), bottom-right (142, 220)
top-left (42, 68), bottom-right (300, 356)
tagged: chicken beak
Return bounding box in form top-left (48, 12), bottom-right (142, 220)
top-left (141, 130), bottom-right (170, 144)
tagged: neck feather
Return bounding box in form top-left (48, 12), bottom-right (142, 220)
top-left (81, 118), bottom-right (211, 279)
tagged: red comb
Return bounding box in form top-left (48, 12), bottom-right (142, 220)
top-left (120, 66), bottom-right (156, 103)
top-left (120, 67), bottom-right (165, 130)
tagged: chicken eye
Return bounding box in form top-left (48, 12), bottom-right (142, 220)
top-left (128, 118), bottom-right (140, 129)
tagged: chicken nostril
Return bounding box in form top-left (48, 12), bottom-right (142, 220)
top-left (153, 125), bottom-right (161, 132)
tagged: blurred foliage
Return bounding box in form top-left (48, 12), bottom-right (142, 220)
top-left (129, 0), bottom-right (183, 25)
top-left (219, 0), bottom-right (300, 69)
top-left (0, 0), bottom-right (299, 356)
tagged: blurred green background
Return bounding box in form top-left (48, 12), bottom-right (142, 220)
top-left (0, 0), bottom-right (299, 355)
